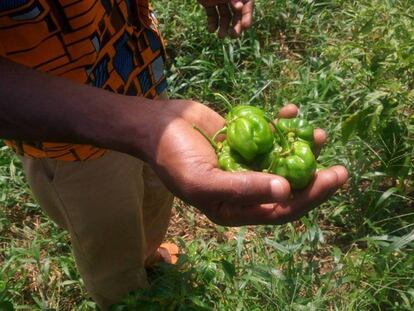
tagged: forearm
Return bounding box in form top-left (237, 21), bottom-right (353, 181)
top-left (0, 58), bottom-right (158, 161)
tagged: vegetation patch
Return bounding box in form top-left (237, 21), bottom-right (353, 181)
top-left (1, 0), bottom-right (413, 310)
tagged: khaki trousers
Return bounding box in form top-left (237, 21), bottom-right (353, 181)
top-left (20, 150), bottom-right (174, 309)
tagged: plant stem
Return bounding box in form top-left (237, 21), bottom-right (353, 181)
top-left (193, 124), bottom-right (219, 150)
top-left (266, 117), bottom-right (290, 150)
top-left (211, 127), bottom-right (227, 143)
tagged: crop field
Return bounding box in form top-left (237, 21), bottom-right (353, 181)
top-left (0, 0), bottom-right (413, 310)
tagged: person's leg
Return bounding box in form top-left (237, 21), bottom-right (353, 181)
top-left (21, 151), bottom-right (155, 309)
top-left (141, 91), bottom-right (177, 266)
top-left (142, 163), bottom-right (175, 265)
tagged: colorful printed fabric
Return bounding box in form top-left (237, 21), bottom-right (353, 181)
top-left (0, 0), bottom-right (167, 161)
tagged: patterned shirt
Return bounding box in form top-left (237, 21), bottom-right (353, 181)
top-left (0, 0), bottom-right (167, 161)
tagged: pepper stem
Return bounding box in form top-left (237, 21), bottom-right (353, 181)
top-left (265, 116), bottom-right (290, 151)
top-left (267, 152), bottom-right (277, 172)
top-left (193, 124), bottom-right (219, 151)
top-left (211, 127), bottom-right (227, 143)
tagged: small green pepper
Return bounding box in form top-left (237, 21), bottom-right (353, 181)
top-left (276, 118), bottom-right (314, 147)
top-left (217, 140), bottom-right (249, 172)
top-left (226, 105), bottom-right (266, 120)
top-left (193, 125), bottom-right (248, 172)
top-left (259, 141), bottom-right (316, 189)
top-left (226, 113), bottom-right (274, 162)
top-left (195, 106), bottom-right (318, 190)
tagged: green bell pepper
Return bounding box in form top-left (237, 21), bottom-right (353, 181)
top-left (195, 106), bottom-right (318, 190)
top-left (259, 141), bottom-right (316, 189)
top-left (217, 140), bottom-right (249, 172)
top-left (226, 113), bottom-right (274, 162)
top-left (226, 105), bottom-right (266, 120)
top-left (193, 125), bottom-right (248, 172)
top-left (276, 118), bottom-right (314, 147)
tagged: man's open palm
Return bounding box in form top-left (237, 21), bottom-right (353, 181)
top-left (148, 100), bottom-right (348, 227)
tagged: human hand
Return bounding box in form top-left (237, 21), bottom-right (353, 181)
top-left (146, 101), bottom-right (348, 227)
top-left (198, 0), bottom-right (255, 38)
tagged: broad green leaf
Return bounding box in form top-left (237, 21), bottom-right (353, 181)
top-left (341, 113), bottom-right (360, 143)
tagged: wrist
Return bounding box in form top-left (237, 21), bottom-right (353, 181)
top-left (77, 93), bottom-right (163, 163)
top-left (0, 58), bottom-right (169, 163)
top-left (100, 95), bottom-right (173, 163)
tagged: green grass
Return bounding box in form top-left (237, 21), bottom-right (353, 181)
top-left (1, 0), bottom-right (413, 310)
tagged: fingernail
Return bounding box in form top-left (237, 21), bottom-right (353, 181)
top-left (271, 179), bottom-right (289, 201)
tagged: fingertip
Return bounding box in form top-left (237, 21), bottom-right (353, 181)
top-left (316, 168), bottom-right (339, 190)
top-left (314, 128), bottom-right (327, 146)
top-left (331, 165), bottom-right (349, 185)
top-left (285, 103), bottom-right (299, 113)
top-left (231, 10), bottom-right (242, 37)
top-left (278, 103), bottom-right (299, 118)
top-left (231, 0), bottom-right (243, 11)
top-left (241, 18), bottom-right (252, 29)
top-left (231, 21), bottom-right (242, 38)
top-left (271, 177), bottom-right (291, 202)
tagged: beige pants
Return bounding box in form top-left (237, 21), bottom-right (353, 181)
top-left (20, 150), bottom-right (174, 309)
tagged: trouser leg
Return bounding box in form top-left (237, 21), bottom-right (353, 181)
top-left (21, 150), bottom-right (173, 310)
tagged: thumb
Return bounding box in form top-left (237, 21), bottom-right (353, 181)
top-left (209, 169), bottom-right (291, 205)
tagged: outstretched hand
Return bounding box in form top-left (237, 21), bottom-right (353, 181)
top-left (146, 100), bottom-right (348, 227)
top-left (198, 0), bottom-right (255, 38)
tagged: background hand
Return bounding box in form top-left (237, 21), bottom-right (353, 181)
top-left (198, 0), bottom-right (255, 38)
top-left (148, 101), bottom-right (348, 227)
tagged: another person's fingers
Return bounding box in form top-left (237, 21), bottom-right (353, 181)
top-left (230, 0), bottom-right (244, 11)
top-left (205, 7), bottom-right (219, 33)
top-left (241, 0), bottom-right (254, 29)
top-left (218, 4), bottom-right (232, 38)
top-left (313, 128), bottom-right (327, 157)
top-left (230, 10), bottom-right (242, 38)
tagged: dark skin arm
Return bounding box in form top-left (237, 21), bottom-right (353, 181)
top-left (0, 58), bottom-right (152, 157)
top-left (0, 58), bottom-right (348, 226)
